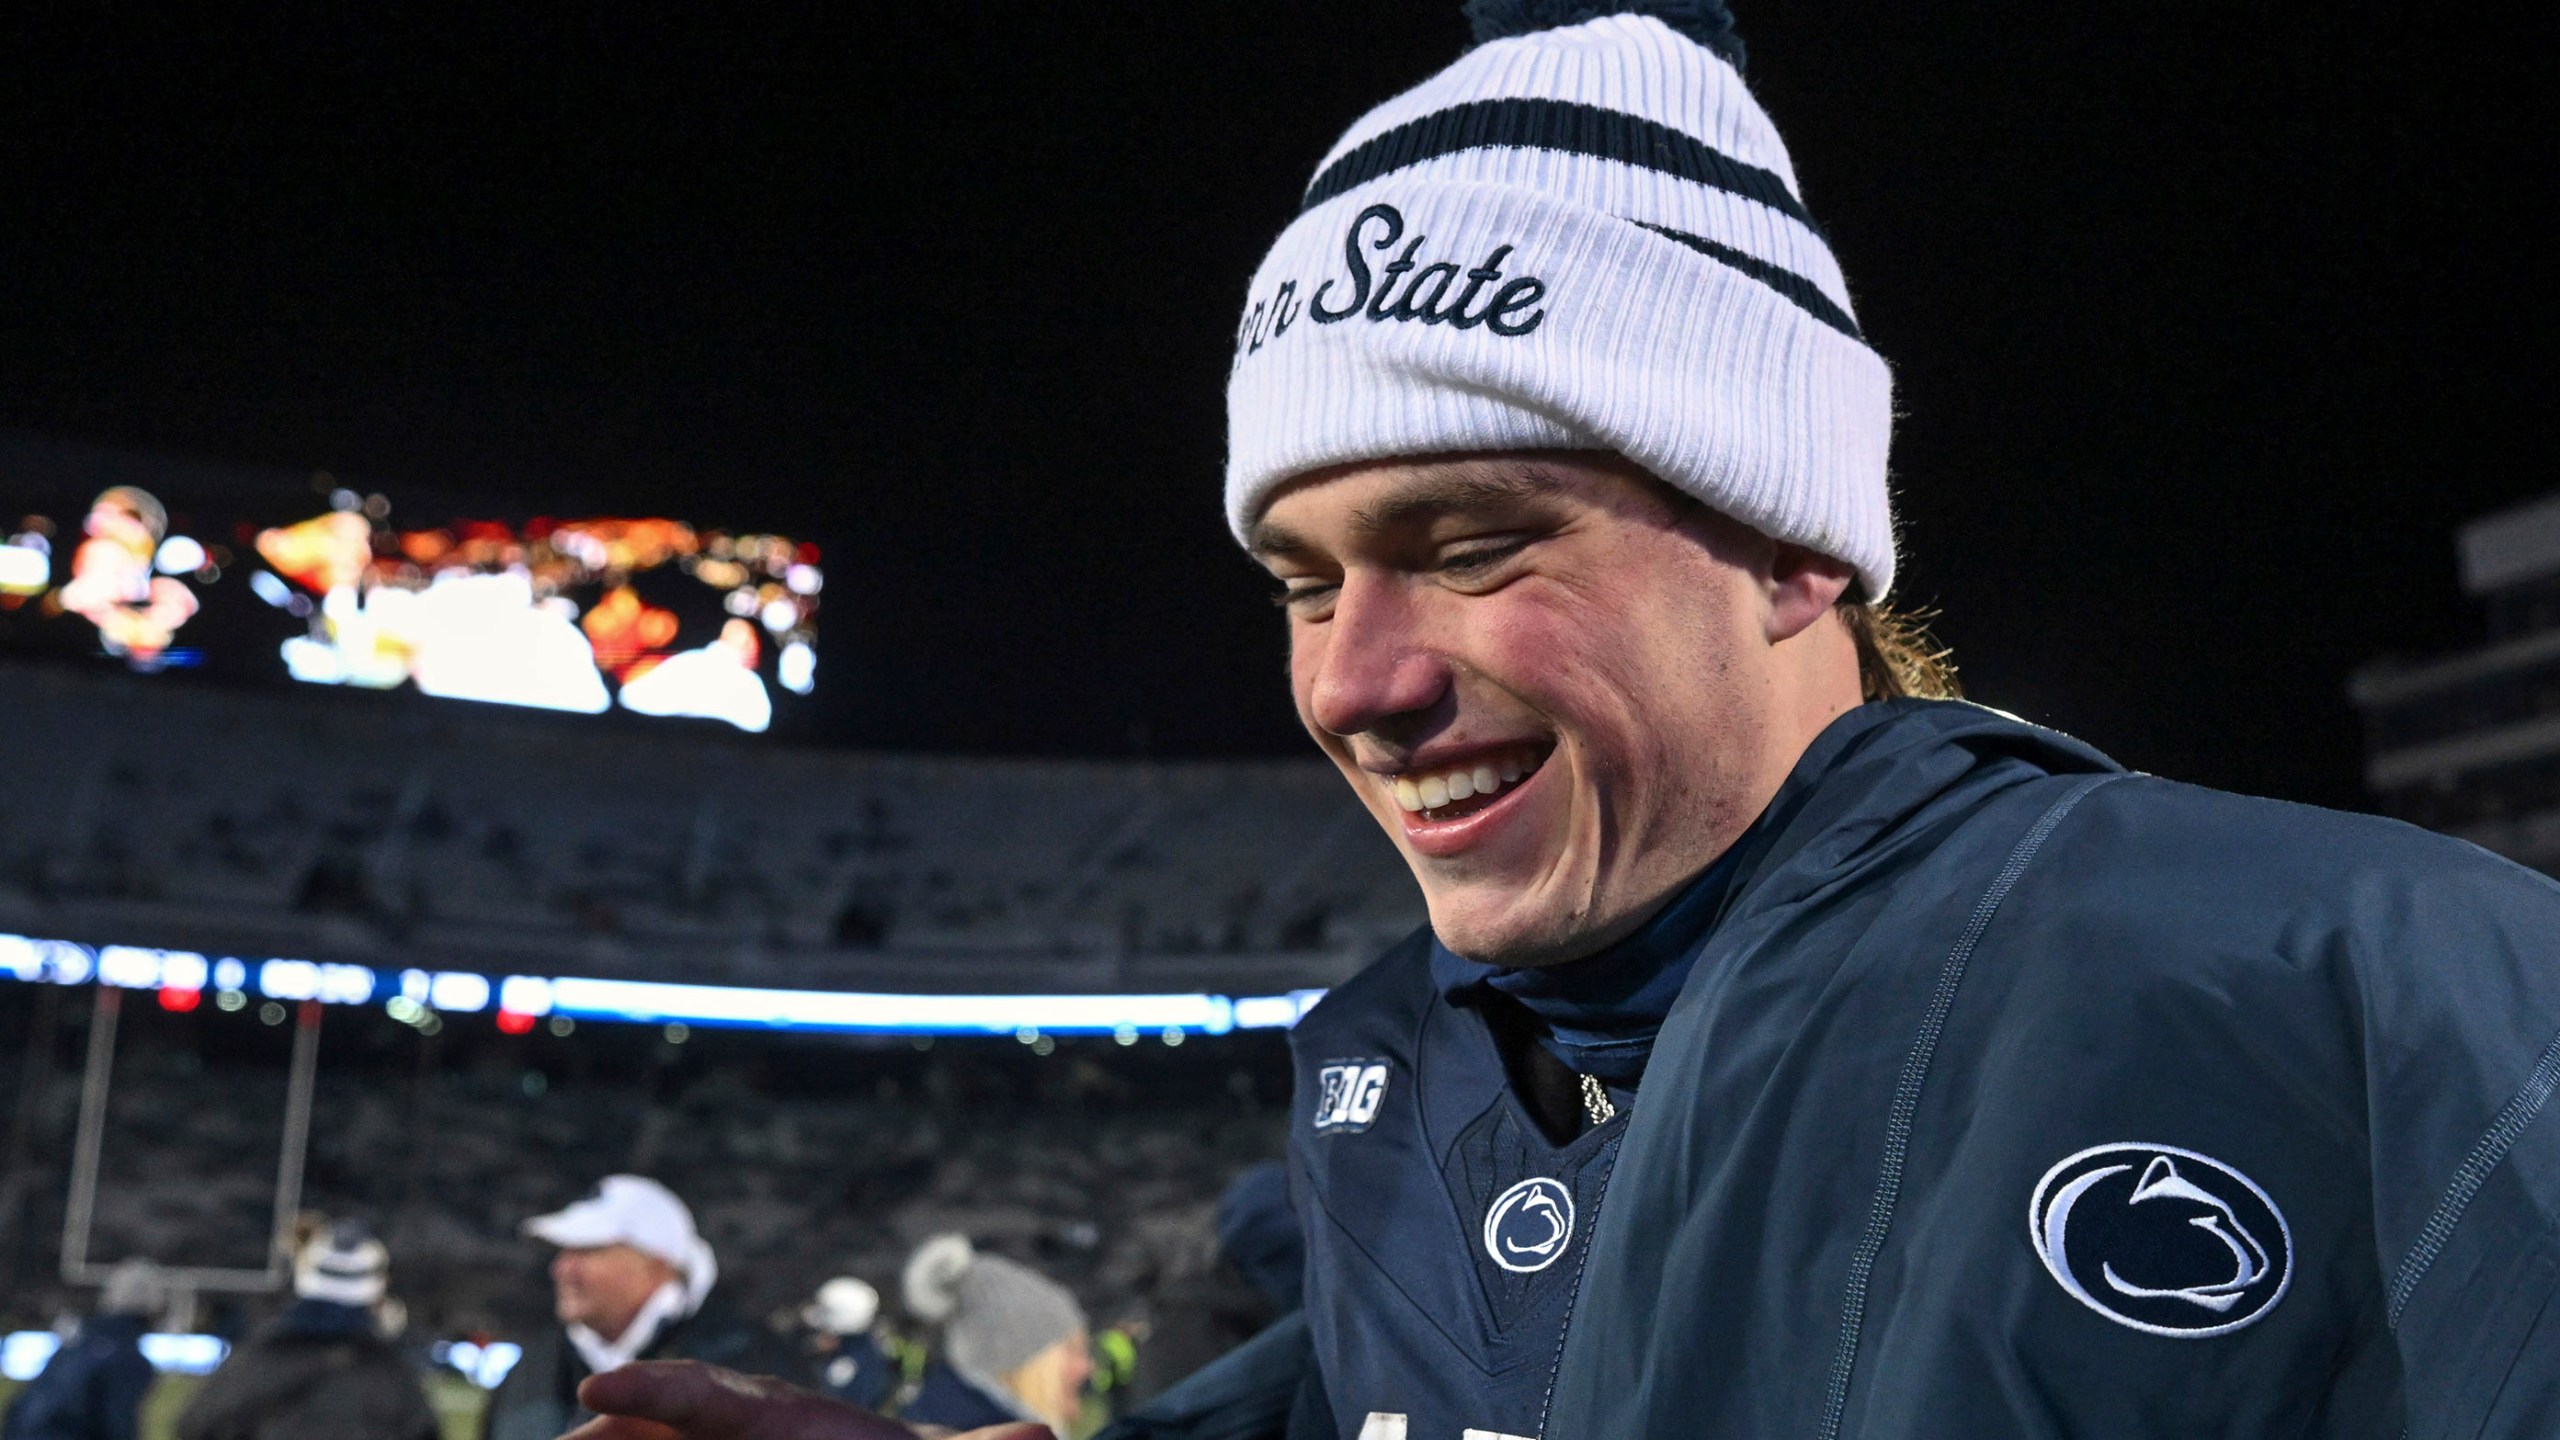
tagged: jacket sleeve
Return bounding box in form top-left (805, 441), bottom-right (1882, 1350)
top-left (1095, 1311), bottom-right (1319, 1440)
top-left (2358, 844), bottom-right (2560, 1438)
top-left (382, 1350), bottom-right (446, 1440)
top-left (480, 1337), bottom-right (574, 1440)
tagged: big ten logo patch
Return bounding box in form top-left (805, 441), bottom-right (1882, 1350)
top-left (1314, 1059), bottom-right (1391, 1134)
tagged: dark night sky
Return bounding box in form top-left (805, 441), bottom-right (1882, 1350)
top-left (2, 4), bottom-right (2552, 812)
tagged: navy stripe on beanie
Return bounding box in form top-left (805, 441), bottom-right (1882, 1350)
top-left (1627, 222), bottom-right (1860, 339)
top-left (1303, 98), bottom-right (1812, 232)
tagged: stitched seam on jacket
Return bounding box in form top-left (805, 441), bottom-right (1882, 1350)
top-left (1534, 1134), bottom-right (1623, 1440)
top-left (2386, 1021), bottom-right (2560, 1327)
top-left (1816, 772), bottom-right (2126, 1440)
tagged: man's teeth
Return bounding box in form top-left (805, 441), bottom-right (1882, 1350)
top-left (1390, 754), bottom-right (1537, 814)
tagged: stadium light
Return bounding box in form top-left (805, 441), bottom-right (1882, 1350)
top-left (0, 931), bottom-right (1326, 1037)
top-left (1232, 991), bottom-right (1327, 1029)
top-left (2, 1331), bottom-right (230, 1381)
top-left (544, 976), bottom-right (1241, 1036)
top-left (0, 543), bottom-right (48, 594)
top-left (433, 1339), bottom-right (524, 1388)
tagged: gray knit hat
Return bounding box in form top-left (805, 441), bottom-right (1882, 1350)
top-left (902, 1234), bottom-right (1086, 1381)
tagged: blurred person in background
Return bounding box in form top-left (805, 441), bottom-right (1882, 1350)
top-left (900, 1235), bottom-right (1091, 1437)
top-left (483, 1174), bottom-right (800, 1440)
top-left (802, 1277), bottom-right (898, 1413)
top-left (57, 485), bottom-right (197, 666)
top-left (173, 1221), bottom-right (436, 1440)
top-left (1126, 1163), bottom-right (1302, 1406)
top-left (1, 1259), bottom-right (163, 1440)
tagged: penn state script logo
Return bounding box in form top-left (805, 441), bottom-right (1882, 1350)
top-left (1313, 1060), bottom-right (1389, 1134)
top-left (1233, 202), bottom-right (1551, 366)
top-left (1483, 1176), bottom-right (1575, 1274)
top-left (2029, 1142), bottom-right (2291, 1337)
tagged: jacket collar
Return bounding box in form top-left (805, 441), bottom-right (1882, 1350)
top-left (1425, 701), bottom-right (2118, 1084)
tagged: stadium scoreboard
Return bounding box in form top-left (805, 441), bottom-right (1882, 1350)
top-left (3, 438), bottom-right (820, 732)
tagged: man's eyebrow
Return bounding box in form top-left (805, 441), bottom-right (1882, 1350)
top-left (1350, 468), bottom-right (1566, 535)
top-left (1246, 466), bottom-right (1570, 556)
top-left (1246, 519), bottom-right (1316, 559)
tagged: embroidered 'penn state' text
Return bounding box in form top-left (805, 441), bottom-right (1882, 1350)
top-left (1234, 203), bottom-right (1549, 366)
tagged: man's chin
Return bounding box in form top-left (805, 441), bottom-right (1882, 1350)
top-left (1425, 899), bottom-right (1589, 969)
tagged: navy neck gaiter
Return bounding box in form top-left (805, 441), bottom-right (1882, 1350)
top-left (1431, 831), bottom-right (1753, 1089)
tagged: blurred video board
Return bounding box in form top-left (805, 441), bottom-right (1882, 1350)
top-left (1, 438), bottom-right (818, 732)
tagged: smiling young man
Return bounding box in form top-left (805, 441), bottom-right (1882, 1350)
top-left (574, 3), bottom-right (2560, 1439)
top-left (1251, 454), bottom-right (1863, 971)
top-left (1179, 2), bottom-right (2560, 1437)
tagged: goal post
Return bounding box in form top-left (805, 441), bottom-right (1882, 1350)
top-left (57, 986), bottom-right (323, 1301)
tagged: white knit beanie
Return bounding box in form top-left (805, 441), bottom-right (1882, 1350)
top-left (294, 1220), bottom-right (389, 1307)
top-left (1225, 0), bottom-right (1896, 598)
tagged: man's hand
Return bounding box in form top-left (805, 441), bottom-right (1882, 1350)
top-left (563, 1360), bottom-right (1053, 1440)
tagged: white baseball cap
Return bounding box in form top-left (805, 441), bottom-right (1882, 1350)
top-left (524, 1175), bottom-right (718, 1304)
top-left (802, 1276), bottom-right (881, 1336)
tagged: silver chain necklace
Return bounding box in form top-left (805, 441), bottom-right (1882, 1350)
top-left (1579, 1072), bottom-right (1618, 1127)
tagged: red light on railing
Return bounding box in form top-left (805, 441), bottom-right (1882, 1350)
top-left (159, 987), bottom-right (202, 1013)
top-left (495, 1009), bottom-right (536, 1035)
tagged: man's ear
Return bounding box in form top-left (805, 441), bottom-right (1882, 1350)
top-left (1766, 542), bottom-right (1856, 644)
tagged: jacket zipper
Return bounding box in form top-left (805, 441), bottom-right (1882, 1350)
top-left (1530, 1120), bottom-right (1626, 1439)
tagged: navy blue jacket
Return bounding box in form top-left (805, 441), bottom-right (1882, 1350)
top-left (1117, 700), bottom-right (2560, 1439)
top-left (482, 1301), bottom-right (805, 1440)
top-left (901, 1361), bottom-right (1032, 1432)
top-left (2, 1315), bottom-right (151, 1440)
top-left (174, 1300), bottom-right (438, 1440)
top-left (814, 1331), bottom-right (898, 1414)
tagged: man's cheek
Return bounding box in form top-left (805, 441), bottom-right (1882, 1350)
top-left (1475, 584), bottom-right (1629, 682)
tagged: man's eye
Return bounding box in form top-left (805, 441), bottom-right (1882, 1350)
top-left (1440, 538), bottom-right (1528, 576)
top-left (1274, 581), bottom-right (1338, 612)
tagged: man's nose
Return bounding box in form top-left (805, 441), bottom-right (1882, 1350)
top-left (1304, 574), bottom-right (1449, 738)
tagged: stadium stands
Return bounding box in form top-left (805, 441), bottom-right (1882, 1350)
top-left (0, 655), bottom-right (1411, 1365)
top-left (0, 660), bottom-right (1420, 997)
top-left (0, 966), bottom-right (1297, 1348)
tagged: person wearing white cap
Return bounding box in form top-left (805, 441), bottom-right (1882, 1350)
top-left (485, 1175), bottom-right (802, 1440)
top-left (801, 1277), bottom-right (897, 1413)
top-left (174, 1220), bottom-right (439, 1440)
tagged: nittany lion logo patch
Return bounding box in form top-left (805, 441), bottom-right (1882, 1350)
top-left (2029, 1142), bottom-right (2292, 1337)
top-left (1483, 1176), bottom-right (1576, 1275)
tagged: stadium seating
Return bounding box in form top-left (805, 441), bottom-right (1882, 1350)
top-left (0, 661), bottom-right (1421, 996)
top-left (0, 658), bottom-right (1397, 1352)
